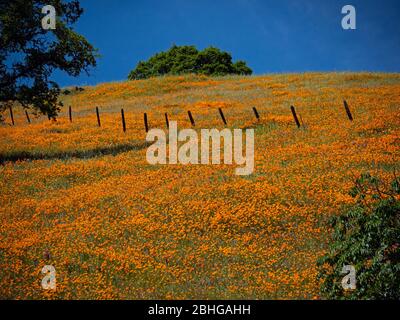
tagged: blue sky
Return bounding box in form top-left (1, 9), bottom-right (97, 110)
top-left (53, 0), bottom-right (400, 86)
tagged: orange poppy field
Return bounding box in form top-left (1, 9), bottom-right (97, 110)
top-left (0, 72), bottom-right (399, 299)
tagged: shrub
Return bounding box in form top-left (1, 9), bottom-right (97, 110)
top-left (128, 45), bottom-right (252, 80)
top-left (317, 172), bottom-right (400, 300)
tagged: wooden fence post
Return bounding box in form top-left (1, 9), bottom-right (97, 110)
top-left (96, 107), bottom-right (101, 127)
top-left (9, 106), bottom-right (14, 125)
top-left (343, 100), bottom-right (354, 121)
top-left (121, 108), bottom-right (126, 132)
top-left (144, 113), bottom-right (149, 133)
top-left (165, 112), bottom-right (169, 129)
top-left (218, 107), bottom-right (227, 125)
top-left (25, 110), bottom-right (31, 124)
top-left (187, 110), bottom-right (195, 127)
top-left (299, 114), bottom-right (305, 128)
top-left (290, 106), bottom-right (301, 128)
top-left (69, 106), bottom-right (72, 122)
top-left (252, 107), bottom-right (260, 120)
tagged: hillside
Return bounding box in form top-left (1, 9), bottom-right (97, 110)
top-left (0, 73), bottom-right (399, 299)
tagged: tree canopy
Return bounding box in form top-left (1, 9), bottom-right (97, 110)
top-left (318, 172), bottom-right (400, 299)
top-left (128, 45), bottom-right (252, 80)
top-left (0, 0), bottom-right (97, 119)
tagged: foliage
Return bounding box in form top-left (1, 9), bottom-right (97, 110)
top-left (232, 60), bottom-right (253, 75)
top-left (0, 0), bottom-right (97, 119)
top-left (318, 172), bottom-right (400, 300)
top-left (128, 45), bottom-right (252, 80)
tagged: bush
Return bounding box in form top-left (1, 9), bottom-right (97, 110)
top-left (317, 172), bottom-right (400, 300)
top-left (128, 45), bottom-right (252, 80)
